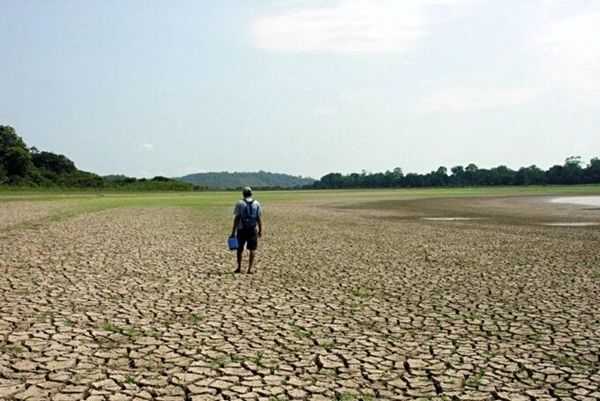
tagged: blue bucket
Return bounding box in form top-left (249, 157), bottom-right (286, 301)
top-left (228, 236), bottom-right (238, 250)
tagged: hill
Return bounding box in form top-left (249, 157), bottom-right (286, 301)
top-left (178, 171), bottom-right (314, 189)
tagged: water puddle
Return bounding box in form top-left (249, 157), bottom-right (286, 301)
top-left (551, 196), bottom-right (600, 207)
top-left (542, 222), bottom-right (599, 227)
top-left (422, 217), bottom-right (483, 221)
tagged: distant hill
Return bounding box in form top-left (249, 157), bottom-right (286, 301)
top-left (178, 171), bottom-right (315, 189)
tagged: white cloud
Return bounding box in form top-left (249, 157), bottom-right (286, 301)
top-left (250, 0), bottom-right (473, 56)
top-left (138, 143), bottom-right (154, 152)
top-left (407, 87), bottom-right (539, 114)
top-left (530, 1), bottom-right (600, 105)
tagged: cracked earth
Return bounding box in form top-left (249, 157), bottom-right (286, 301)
top-left (0, 195), bottom-right (598, 400)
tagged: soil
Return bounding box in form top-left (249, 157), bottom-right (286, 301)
top-left (0, 195), bottom-right (598, 400)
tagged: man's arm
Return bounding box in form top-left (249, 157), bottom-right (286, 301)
top-left (257, 216), bottom-right (262, 238)
top-left (232, 216), bottom-right (240, 237)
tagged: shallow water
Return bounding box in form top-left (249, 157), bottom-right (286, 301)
top-left (551, 196), bottom-right (600, 207)
top-left (542, 222), bottom-right (599, 227)
top-left (422, 217), bottom-right (482, 221)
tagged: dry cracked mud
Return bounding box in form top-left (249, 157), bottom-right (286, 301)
top-left (0, 195), bottom-right (598, 401)
top-left (0, 201), bottom-right (67, 230)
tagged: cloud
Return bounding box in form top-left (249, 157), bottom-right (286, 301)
top-left (250, 0), bottom-right (472, 56)
top-left (530, 1), bottom-right (600, 105)
top-left (407, 87), bottom-right (539, 114)
top-left (138, 143), bottom-right (154, 152)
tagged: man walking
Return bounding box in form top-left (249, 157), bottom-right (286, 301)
top-left (232, 187), bottom-right (262, 274)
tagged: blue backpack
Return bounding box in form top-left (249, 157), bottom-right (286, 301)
top-left (241, 200), bottom-right (258, 230)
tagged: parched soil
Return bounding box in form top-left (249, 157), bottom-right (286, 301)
top-left (355, 196), bottom-right (600, 225)
top-left (0, 201), bottom-right (67, 230)
top-left (0, 196), bottom-right (599, 401)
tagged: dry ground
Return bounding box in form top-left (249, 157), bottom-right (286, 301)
top-left (0, 194), bottom-right (598, 401)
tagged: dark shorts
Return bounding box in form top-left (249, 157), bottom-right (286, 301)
top-left (236, 228), bottom-right (258, 251)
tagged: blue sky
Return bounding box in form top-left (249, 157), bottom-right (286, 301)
top-left (1, 0), bottom-right (598, 178)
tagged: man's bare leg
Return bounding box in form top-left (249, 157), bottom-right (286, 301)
top-left (247, 250), bottom-right (256, 274)
top-left (235, 249), bottom-right (243, 273)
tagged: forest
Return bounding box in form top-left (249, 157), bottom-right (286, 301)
top-left (312, 157), bottom-right (600, 189)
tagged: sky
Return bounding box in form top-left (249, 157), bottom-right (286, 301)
top-left (1, 0), bottom-right (599, 179)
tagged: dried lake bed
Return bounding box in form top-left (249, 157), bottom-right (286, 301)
top-left (0, 190), bottom-right (598, 400)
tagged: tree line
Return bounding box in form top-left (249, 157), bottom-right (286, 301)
top-left (4, 124), bottom-right (598, 191)
top-left (312, 157), bottom-right (600, 189)
top-left (0, 125), bottom-right (197, 190)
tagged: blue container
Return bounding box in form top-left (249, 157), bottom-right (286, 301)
top-left (228, 236), bottom-right (238, 250)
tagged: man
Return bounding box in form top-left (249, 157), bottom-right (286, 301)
top-left (231, 186), bottom-right (262, 274)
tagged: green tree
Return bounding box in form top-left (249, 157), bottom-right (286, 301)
top-left (450, 165), bottom-right (465, 186)
top-left (562, 156), bottom-right (583, 184)
top-left (0, 125), bottom-right (28, 153)
top-left (0, 163), bottom-right (7, 183)
top-left (515, 165), bottom-right (545, 185)
top-left (464, 163), bottom-right (479, 185)
top-left (319, 173), bottom-right (344, 188)
top-left (32, 150), bottom-right (76, 175)
top-left (585, 158), bottom-right (600, 183)
top-left (1, 125), bottom-right (35, 179)
top-left (431, 166), bottom-right (448, 186)
top-left (3, 146), bottom-right (33, 177)
top-left (546, 165), bottom-right (564, 184)
top-left (488, 165), bottom-right (515, 185)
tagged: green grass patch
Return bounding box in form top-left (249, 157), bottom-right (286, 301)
top-left (465, 368), bottom-right (486, 387)
top-left (348, 287), bottom-right (373, 298)
top-left (122, 326), bottom-right (142, 338)
top-left (187, 314), bottom-right (203, 325)
top-left (227, 353), bottom-right (245, 363)
top-left (124, 375), bottom-right (137, 384)
top-left (102, 322), bottom-right (121, 333)
top-left (209, 356), bottom-right (230, 368)
top-left (461, 310), bottom-right (483, 320)
top-left (291, 326), bottom-right (314, 340)
top-left (319, 341), bottom-right (336, 351)
top-left (251, 351), bottom-right (265, 367)
top-left (333, 393), bottom-right (357, 401)
top-left (547, 352), bottom-right (596, 373)
top-left (0, 344), bottom-right (26, 355)
top-left (148, 329), bottom-right (162, 339)
top-left (481, 349), bottom-right (501, 359)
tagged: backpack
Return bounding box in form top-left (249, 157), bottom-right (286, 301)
top-left (241, 199), bottom-right (258, 230)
